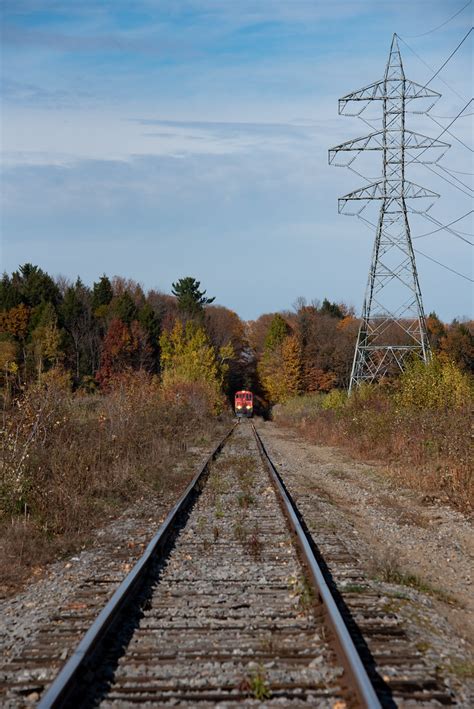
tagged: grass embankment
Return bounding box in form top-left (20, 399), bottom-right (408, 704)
top-left (1, 370), bottom-right (230, 590)
top-left (273, 359), bottom-right (473, 511)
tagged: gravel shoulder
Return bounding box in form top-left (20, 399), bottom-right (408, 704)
top-left (256, 420), bottom-right (473, 705)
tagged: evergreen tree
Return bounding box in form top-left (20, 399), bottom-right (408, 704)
top-left (171, 277), bottom-right (215, 318)
top-left (320, 298), bottom-right (343, 319)
top-left (264, 314), bottom-right (290, 351)
top-left (114, 291), bottom-right (138, 325)
top-left (61, 279), bottom-right (96, 381)
top-left (92, 275), bottom-right (113, 310)
top-left (0, 273), bottom-right (21, 310)
top-left (138, 302), bottom-right (161, 370)
top-left (12, 264), bottom-right (61, 308)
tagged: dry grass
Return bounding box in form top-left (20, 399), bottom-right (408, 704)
top-left (274, 381), bottom-right (473, 512)
top-left (0, 370), bottom-right (229, 591)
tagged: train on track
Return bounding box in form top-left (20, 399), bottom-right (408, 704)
top-left (234, 390), bottom-right (253, 417)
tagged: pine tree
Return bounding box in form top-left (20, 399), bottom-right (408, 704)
top-left (92, 275), bottom-right (113, 310)
top-left (171, 277), bottom-right (215, 318)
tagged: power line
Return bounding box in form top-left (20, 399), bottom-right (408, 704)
top-left (427, 112), bottom-right (472, 152)
top-left (422, 163), bottom-right (473, 198)
top-left (424, 27), bottom-right (473, 88)
top-left (398, 32), bottom-right (470, 103)
top-left (442, 165), bottom-right (474, 176)
top-left (437, 164), bottom-right (474, 193)
top-left (356, 214), bottom-right (473, 281)
top-left (416, 211), bottom-right (474, 245)
top-left (415, 248), bottom-right (474, 282)
top-left (403, 0), bottom-right (473, 39)
top-left (413, 210), bottom-right (474, 239)
top-left (407, 99), bottom-right (473, 166)
top-left (430, 111), bottom-right (474, 118)
top-left (347, 112), bottom-right (473, 198)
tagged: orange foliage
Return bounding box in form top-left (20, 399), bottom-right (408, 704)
top-left (305, 367), bottom-right (337, 392)
top-left (0, 304), bottom-right (30, 339)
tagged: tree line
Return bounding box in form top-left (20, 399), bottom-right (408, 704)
top-left (0, 264), bottom-right (472, 406)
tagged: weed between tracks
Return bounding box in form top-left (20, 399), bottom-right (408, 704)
top-left (219, 453), bottom-right (264, 559)
top-left (288, 574), bottom-right (315, 612)
top-left (239, 665), bottom-right (271, 701)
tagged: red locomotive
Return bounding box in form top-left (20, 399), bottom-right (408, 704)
top-left (234, 390), bottom-right (253, 417)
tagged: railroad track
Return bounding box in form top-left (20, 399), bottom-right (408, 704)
top-left (2, 420), bottom-right (453, 708)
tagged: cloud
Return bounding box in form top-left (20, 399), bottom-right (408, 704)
top-left (0, 78), bottom-right (94, 108)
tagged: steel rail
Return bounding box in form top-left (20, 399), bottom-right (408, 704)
top-left (252, 424), bottom-right (382, 709)
top-left (38, 424), bottom-right (236, 709)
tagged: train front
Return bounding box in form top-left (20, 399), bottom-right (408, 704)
top-left (234, 390), bottom-right (253, 417)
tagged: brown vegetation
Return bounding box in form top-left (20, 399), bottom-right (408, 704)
top-left (0, 370), bottom-right (229, 590)
top-left (273, 359), bottom-right (473, 511)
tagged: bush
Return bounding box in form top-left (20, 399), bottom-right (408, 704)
top-left (274, 361), bottom-right (473, 511)
top-left (0, 369), bottom-right (229, 588)
top-left (321, 388), bottom-right (347, 411)
top-left (396, 357), bottom-right (472, 410)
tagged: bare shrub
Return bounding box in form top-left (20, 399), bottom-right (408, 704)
top-left (274, 360), bottom-right (473, 511)
top-left (1, 369), bottom-right (229, 590)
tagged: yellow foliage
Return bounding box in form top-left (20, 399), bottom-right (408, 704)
top-left (40, 366), bottom-right (72, 392)
top-left (322, 389), bottom-right (347, 411)
top-left (282, 335), bottom-right (303, 397)
top-left (0, 340), bottom-right (18, 372)
top-left (159, 321), bottom-right (229, 412)
top-left (396, 357), bottom-right (472, 410)
top-left (259, 334), bottom-right (303, 404)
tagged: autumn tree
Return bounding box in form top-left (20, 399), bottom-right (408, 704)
top-left (171, 277), bottom-right (215, 319)
top-left (96, 319), bottom-right (136, 387)
top-left (29, 303), bottom-right (63, 379)
top-left (293, 302), bottom-right (356, 391)
top-left (160, 321), bottom-right (232, 410)
top-left (426, 311), bottom-right (446, 352)
top-left (282, 335), bottom-right (303, 396)
top-left (439, 322), bottom-right (474, 372)
top-left (257, 314), bottom-right (301, 403)
top-left (205, 305), bottom-right (247, 393)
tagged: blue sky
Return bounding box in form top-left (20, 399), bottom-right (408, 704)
top-left (1, 0), bottom-right (472, 320)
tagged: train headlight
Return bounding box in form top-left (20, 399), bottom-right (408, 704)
top-left (245, 405), bottom-right (251, 409)
top-left (236, 405), bottom-right (242, 409)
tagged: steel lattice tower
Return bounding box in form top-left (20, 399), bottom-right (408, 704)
top-left (329, 35), bottom-right (450, 391)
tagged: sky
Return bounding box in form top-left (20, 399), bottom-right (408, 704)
top-left (1, 0), bottom-right (473, 321)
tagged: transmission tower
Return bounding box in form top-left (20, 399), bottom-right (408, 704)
top-left (329, 34), bottom-right (450, 392)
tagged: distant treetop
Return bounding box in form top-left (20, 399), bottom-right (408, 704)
top-left (171, 277), bottom-right (215, 317)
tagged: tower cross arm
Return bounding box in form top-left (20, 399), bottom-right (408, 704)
top-left (339, 80), bottom-right (385, 115)
top-left (329, 130), bottom-right (449, 166)
top-left (329, 131), bottom-right (384, 164)
top-left (339, 80), bottom-right (441, 116)
top-left (339, 180), bottom-right (439, 202)
top-left (403, 80), bottom-right (441, 101)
